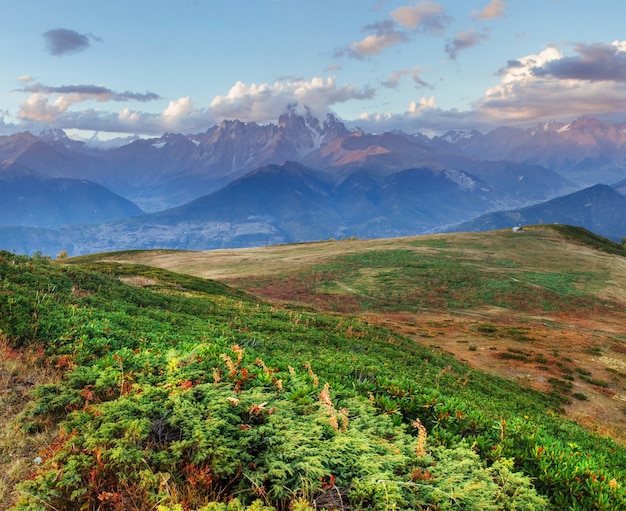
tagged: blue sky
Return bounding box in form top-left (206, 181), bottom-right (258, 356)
top-left (2, 0), bottom-right (626, 138)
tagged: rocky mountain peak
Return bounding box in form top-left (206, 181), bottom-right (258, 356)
top-left (531, 120), bottom-right (564, 134)
top-left (277, 104), bottom-right (350, 155)
top-left (217, 118), bottom-right (245, 131)
top-left (568, 117), bottom-right (606, 132)
top-left (38, 127), bottom-right (69, 142)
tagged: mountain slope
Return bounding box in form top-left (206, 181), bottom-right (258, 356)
top-left (0, 168), bottom-right (143, 228)
top-left (333, 166), bottom-right (494, 235)
top-left (91, 225), bottom-right (626, 441)
top-left (0, 160), bottom-right (546, 255)
top-left (149, 161), bottom-right (340, 243)
top-left (449, 184), bottom-right (626, 240)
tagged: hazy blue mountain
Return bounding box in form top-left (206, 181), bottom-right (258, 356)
top-left (1, 110), bottom-right (599, 212)
top-left (0, 225), bottom-right (68, 257)
top-left (0, 167), bottom-right (142, 228)
top-left (0, 160), bottom-right (568, 256)
top-left (447, 184), bottom-right (626, 241)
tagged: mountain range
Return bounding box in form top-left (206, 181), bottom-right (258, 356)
top-left (1, 106), bottom-right (625, 255)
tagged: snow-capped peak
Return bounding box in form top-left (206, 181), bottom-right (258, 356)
top-left (439, 129), bottom-right (482, 144)
top-left (38, 127), bottom-right (69, 142)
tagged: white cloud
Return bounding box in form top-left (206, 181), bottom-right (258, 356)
top-left (409, 96), bottom-right (436, 112)
top-left (209, 77), bottom-right (375, 123)
top-left (16, 83), bottom-right (161, 125)
top-left (18, 93), bottom-right (81, 121)
top-left (118, 108), bottom-right (142, 124)
top-left (613, 40), bottom-right (626, 53)
top-left (163, 97), bottom-right (193, 119)
top-left (161, 96), bottom-right (198, 130)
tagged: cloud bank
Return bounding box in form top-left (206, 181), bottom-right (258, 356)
top-left (14, 77), bottom-right (375, 135)
top-left (355, 40), bottom-right (626, 134)
top-left (10, 37), bottom-right (626, 137)
top-left (477, 42), bottom-right (626, 123)
top-left (209, 77), bottom-right (375, 124)
top-left (17, 84), bottom-right (161, 123)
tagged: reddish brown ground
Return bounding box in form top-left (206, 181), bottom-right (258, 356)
top-left (364, 309), bottom-right (626, 441)
top-left (222, 280), bottom-right (626, 443)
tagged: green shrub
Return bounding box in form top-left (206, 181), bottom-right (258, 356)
top-left (14, 349), bottom-right (419, 510)
top-left (409, 445), bottom-right (547, 510)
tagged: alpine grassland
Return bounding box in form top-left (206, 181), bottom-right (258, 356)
top-left (1, 225), bottom-right (625, 510)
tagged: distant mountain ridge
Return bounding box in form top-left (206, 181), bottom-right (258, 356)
top-left (0, 161), bottom-right (613, 256)
top-left (1, 108), bottom-right (625, 255)
top-left (432, 117), bottom-right (626, 185)
top-left (0, 164), bottom-right (142, 228)
top-left (449, 184), bottom-right (626, 241)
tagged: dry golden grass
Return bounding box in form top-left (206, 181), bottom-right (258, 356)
top-left (94, 237), bottom-right (403, 280)
top-left (96, 230), bottom-right (626, 299)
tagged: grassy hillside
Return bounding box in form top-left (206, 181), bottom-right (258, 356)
top-left (1, 227), bottom-right (625, 510)
top-left (97, 225), bottom-right (626, 436)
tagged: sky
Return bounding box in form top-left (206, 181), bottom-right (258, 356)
top-left (2, 0), bottom-right (626, 139)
